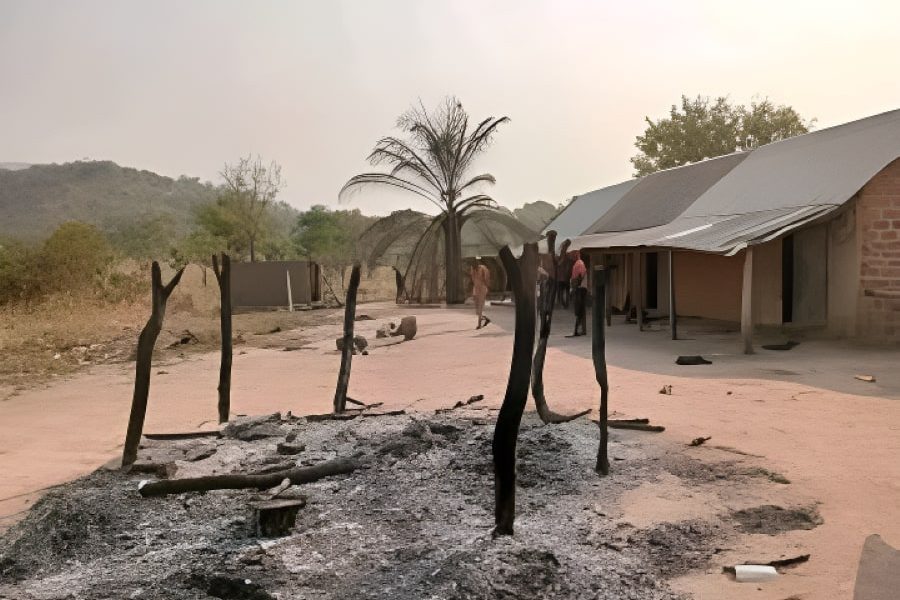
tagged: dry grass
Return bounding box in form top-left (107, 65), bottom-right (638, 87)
top-left (0, 263), bottom-right (375, 397)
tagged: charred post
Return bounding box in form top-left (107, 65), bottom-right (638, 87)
top-left (212, 253), bottom-right (232, 424)
top-left (122, 262), bottom-right (185, 467)
top-left (532, 233), bottom-right (589, 424)
top-left (592, 265), bottom-right (610, 475)
top-left (333, 263), bottom-right (362, 413)
top-left (492, 243), bottom-right (538, 536)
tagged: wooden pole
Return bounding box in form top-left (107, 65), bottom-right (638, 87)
top-left (668, 250), bottom-right (677, 340)
top-left (592, 265), bottom-right (610, 475)
top-left (635, 251), bottom-right (644, 331)
top-left (333, 263), bottom-right (361, 413)
top-left (604, 255), bottom-right (612, 327)
top-left (122, 262), bottom-right (185, 466)
top-left (212, 253), bottom-right (232, 424)
top-left (493, 243), bottom-right (538, 536)
top-left (286, 270), bottom-right (293, 311)
top-left (741, 247), bottom-right (754, 355)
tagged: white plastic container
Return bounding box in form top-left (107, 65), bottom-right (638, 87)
top-left (734, 565), bottom-right (777, 582)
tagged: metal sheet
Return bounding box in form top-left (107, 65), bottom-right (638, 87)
top-left (587, 152), bottom-right (747, 233)
top-left (683, 108), bottom-right (900, 218)
top-left (541, 178), bottom-right (638, 241)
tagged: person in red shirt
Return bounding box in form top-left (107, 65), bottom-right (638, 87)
top-left (567, 251), bottom-right (588, 337)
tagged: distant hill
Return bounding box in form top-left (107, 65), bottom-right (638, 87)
top-left (0, 161), bottom-right (220, 239)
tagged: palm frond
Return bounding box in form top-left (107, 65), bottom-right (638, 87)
top-left (339, 173), bottom-right (444, 212)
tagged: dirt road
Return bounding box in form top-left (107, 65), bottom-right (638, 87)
top-left (1, 302), bottom-right (898, 598)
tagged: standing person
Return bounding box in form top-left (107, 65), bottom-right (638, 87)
top-left (470, 258), bottom-right (492, 329)
top-left (568, 251), bottom-right (588, 337)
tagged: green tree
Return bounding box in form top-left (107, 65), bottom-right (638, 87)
top-left (292, 205), bottom-right (375, 291)
top-left (631, 95), bottom-right (814, 176)
top-left (169, 228), bottom-right (227, 285)
top-left (217, 155), bottom-right (283, 262)
top-left (341, 97), bottom-right (509, 304)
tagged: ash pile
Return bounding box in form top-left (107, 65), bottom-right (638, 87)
top-left (0, 410), bottom-right (733, 600)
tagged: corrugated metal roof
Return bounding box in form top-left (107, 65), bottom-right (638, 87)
top-left (541, 178), bottom-right (637, 240)
top-left (683, 108), bottom-right (900, 218)
top-left (572, 108), bottom-right (900, 254)
top-left (569, 205), bottom-right (838, 255)
top-left (586, 152), bottom-right (748, 233)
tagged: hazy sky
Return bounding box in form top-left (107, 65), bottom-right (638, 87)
top-left (2, 0), bottom-right (899, 216)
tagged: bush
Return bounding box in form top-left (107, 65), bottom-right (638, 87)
top-left (0, 238), bottom-right (40, 303)
top-left (39, 222), bottom-right (114, 294)
top-left (0, 221), bottom-right (117, 305)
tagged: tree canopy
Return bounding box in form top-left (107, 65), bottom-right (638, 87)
top-left (292, 206), bottom-right (375, 279)
top-left (631, 95), bottom-right (814, 176)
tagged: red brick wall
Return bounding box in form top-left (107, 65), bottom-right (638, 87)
top-left (857, 158), bottom-right (900, 341)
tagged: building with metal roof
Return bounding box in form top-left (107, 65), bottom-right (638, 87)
top-left (550, 108), bottom-right (900, 348)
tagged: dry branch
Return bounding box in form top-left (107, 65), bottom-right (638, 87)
top-left (434, 394), bottom-right (485, 413)
top-left (138, 457), bottom-right (360, 497)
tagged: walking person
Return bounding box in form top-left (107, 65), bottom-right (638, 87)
top-left (568, 251), bottom-right (588, 337)
top-left (470, 258), bottom-right (492, 329)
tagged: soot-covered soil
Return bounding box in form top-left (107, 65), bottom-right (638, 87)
top-left (0, 411), bottom-right (815, 599)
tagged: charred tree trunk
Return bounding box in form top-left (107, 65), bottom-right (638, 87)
top-left (212, 253), bottom-right (232, 424)
top-left (122, 262), bottom-right (185, 467)
top-left (492, 243), bottom-right (538, 536)
top-left (333, 263), bottom-right (361, 413)
top-left (532, 233), bottom-right (590, 424)
top-left (592, 265), bottom-right (610, 475)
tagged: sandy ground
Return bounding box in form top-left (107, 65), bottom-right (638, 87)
top-left (1, 301), bottom-right (899, 599)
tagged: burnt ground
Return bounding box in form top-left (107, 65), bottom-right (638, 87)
top-left (0, 411), bottom-right (819, 600)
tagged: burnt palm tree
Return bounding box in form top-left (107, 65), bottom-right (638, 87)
top-left (340, 97), bottom-right (509, 304)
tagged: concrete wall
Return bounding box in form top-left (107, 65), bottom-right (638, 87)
top-left (856, 158), bottom-right (900, 341)
top-left (231, 261), bottom-right (317, 308)
top-left (668, 243), bottom-right (781, 326)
